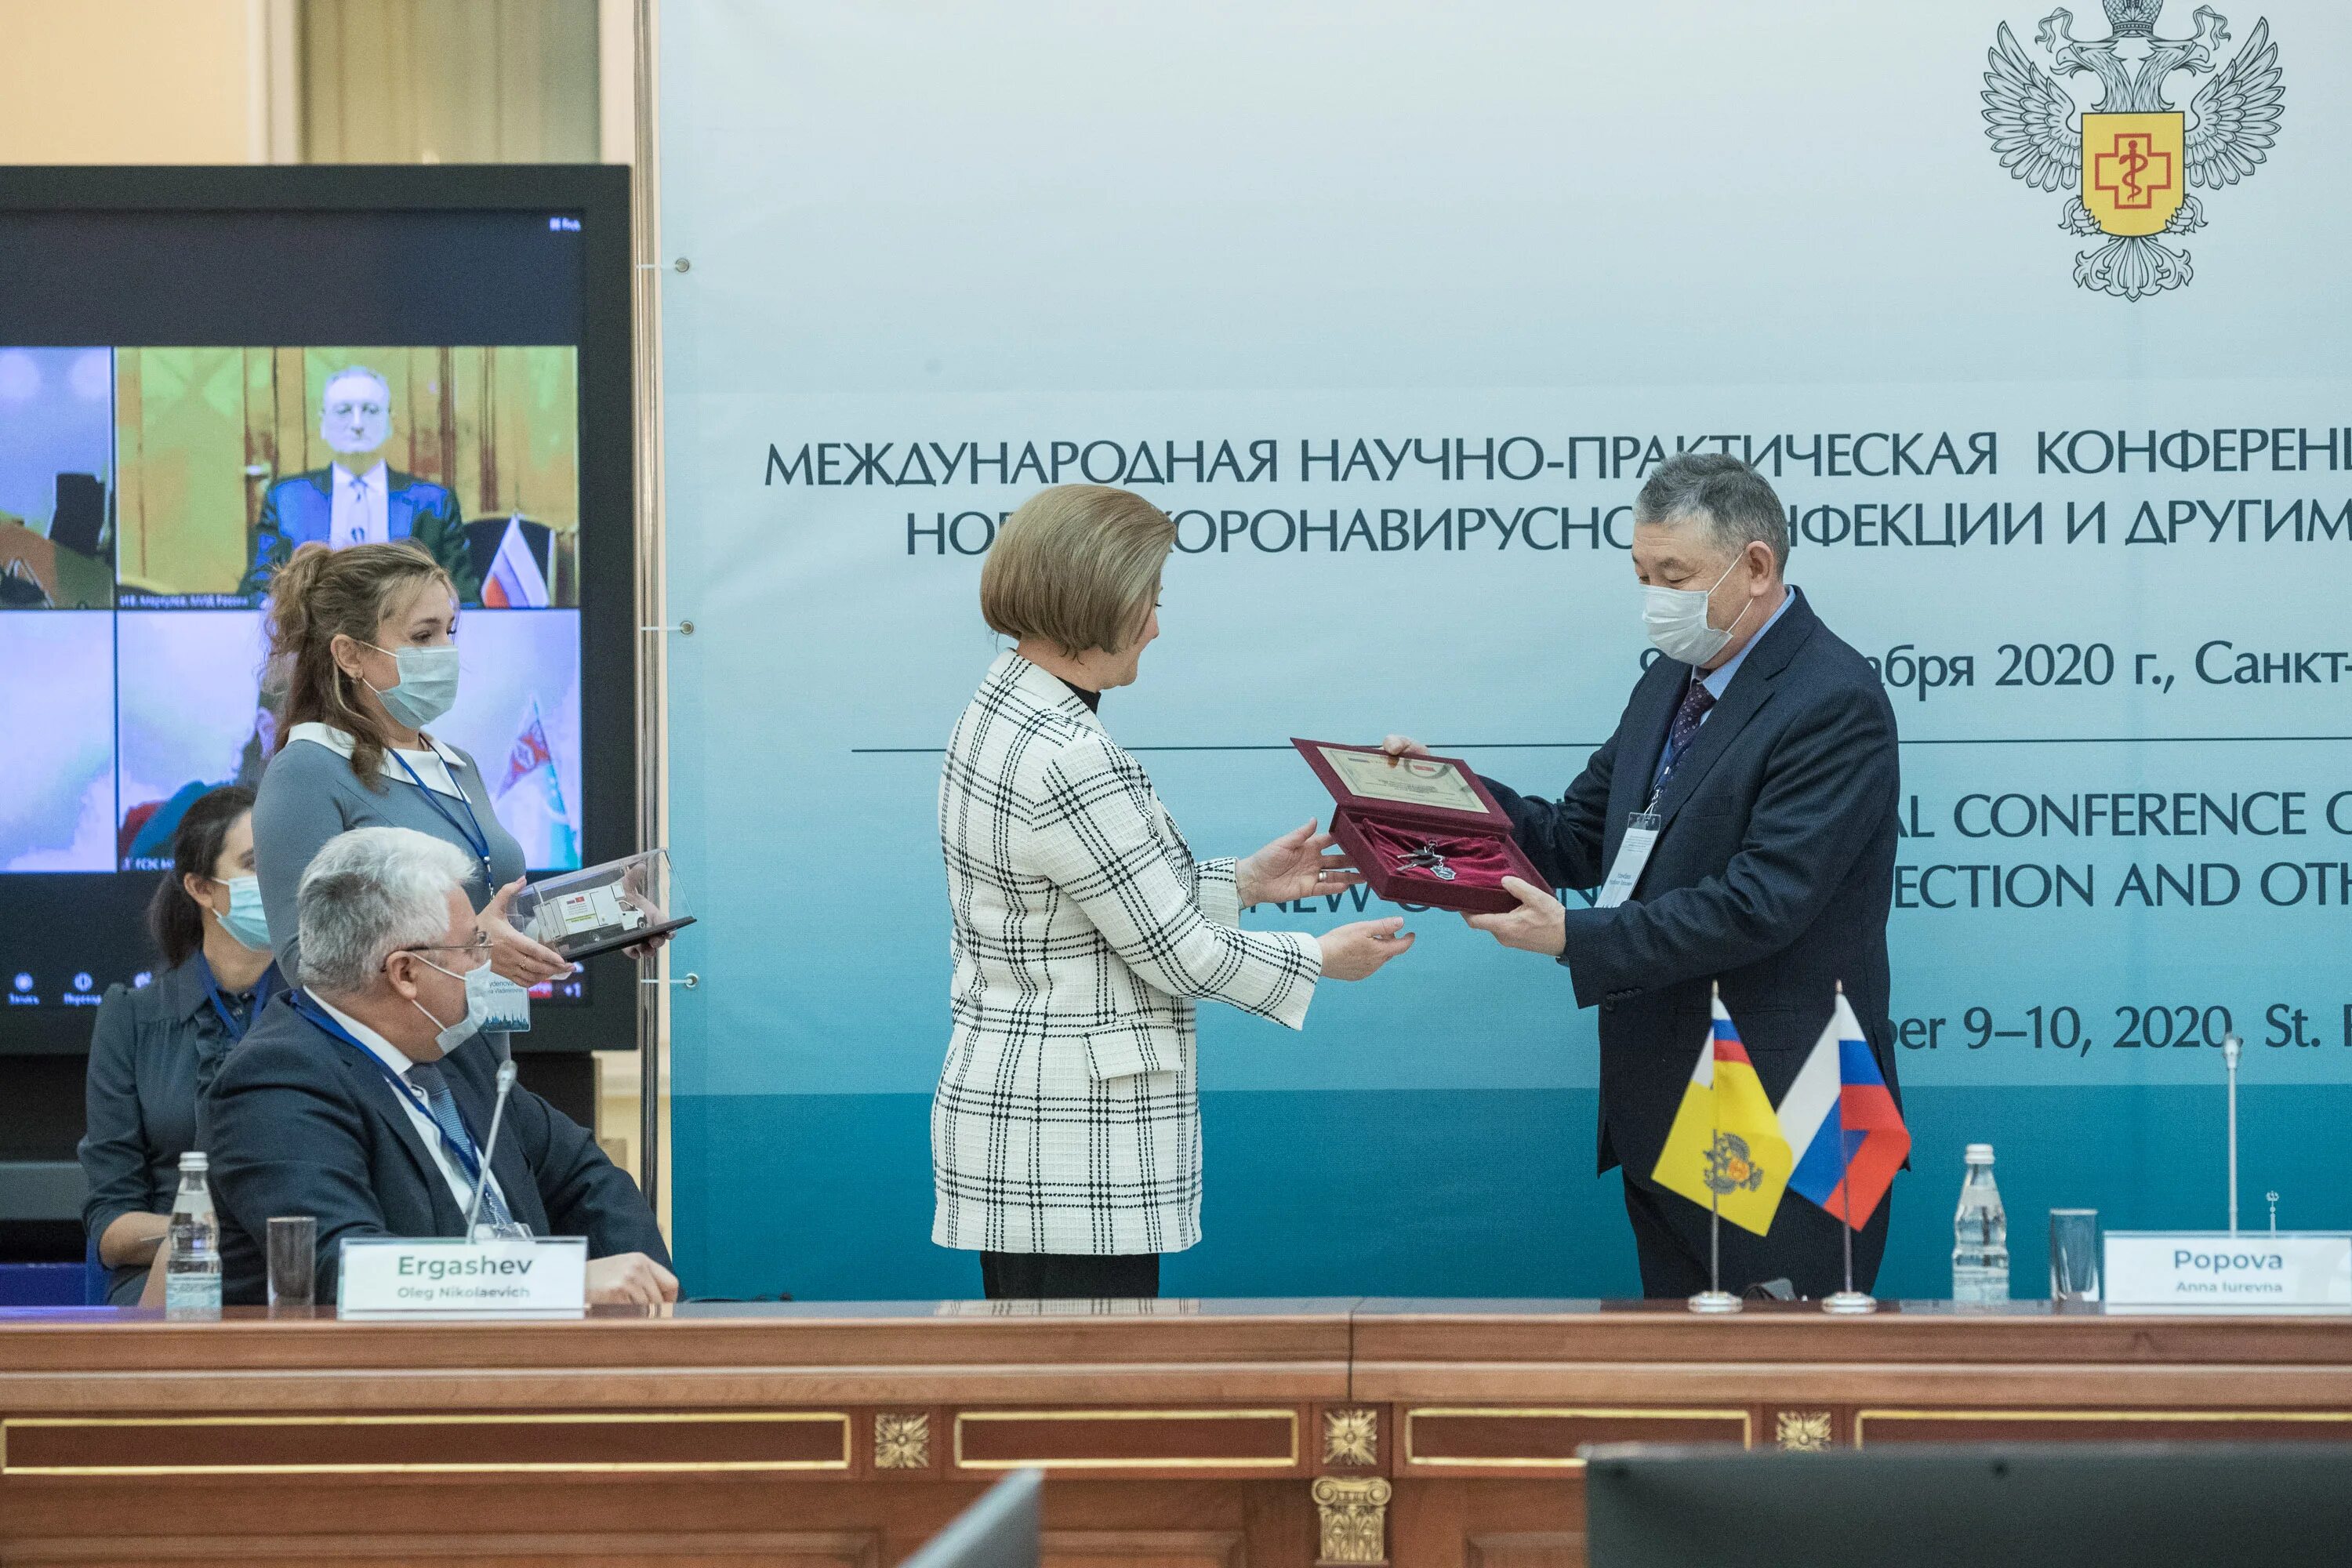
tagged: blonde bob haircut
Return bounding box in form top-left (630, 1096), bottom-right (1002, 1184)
top-left (981, 485), bottom-right (1175, 657)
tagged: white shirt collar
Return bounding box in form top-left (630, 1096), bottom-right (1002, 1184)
top-left (287, 722), bottom-right (465, 794)
top-left (311, 993), bottom-right (427, 1090)
top-left (329, 459), bottom-right (390, 490)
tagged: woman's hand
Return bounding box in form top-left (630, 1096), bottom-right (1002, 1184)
top-left (481, 877), bottom-right (575, 987)
top-left (1237, 819), bottom-right (1363, 908)
top-left (1317, 916), bottom-right (1415, 980)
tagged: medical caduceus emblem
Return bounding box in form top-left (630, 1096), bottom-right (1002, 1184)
top-left (1983, 0), bottom-right (2283, 299)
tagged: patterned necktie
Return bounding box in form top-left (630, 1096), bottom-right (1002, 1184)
top-left (345, 474), bottom-right (369, 545)
top-left (1655, 678), bottom-right (1717, 797)
top-left (404, 1060), bottom-right (517, 1229)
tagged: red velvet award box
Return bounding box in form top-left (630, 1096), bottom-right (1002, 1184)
top-left (1291, 739), bottom-right (1547, 916)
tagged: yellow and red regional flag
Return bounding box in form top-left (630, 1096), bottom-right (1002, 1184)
top-left (1650, 991), bottom-right (1792, 1236)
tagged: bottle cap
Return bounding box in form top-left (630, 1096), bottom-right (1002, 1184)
top-left (1964, 1142), bottom-right (1994, 1163)
top-left (179, 1151), bottom-right (209, 1171)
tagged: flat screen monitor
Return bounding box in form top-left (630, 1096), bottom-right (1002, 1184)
top-left (1584, 1442), bottom-right (2352, 1568)
top-left (0, 166), bottom-right (635, 1054)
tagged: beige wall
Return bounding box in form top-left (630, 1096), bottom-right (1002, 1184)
top-left (0, 0), bottom-right (264, 164)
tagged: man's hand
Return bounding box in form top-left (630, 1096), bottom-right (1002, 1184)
top-left (1380, 735), bottom-right (1433, 764)
top-left (586, 1251), bottom-right (680, 1308)
top-left (1238, 819), bottom-right (1363, 907)
top-left (1464, 876), bottom-right (1567, 957)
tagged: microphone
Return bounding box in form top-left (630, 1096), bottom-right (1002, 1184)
top-left (465, 1058), bottom-right (520, 1238)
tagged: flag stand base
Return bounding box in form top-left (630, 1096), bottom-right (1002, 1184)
top-left (1687, 1290), bottom-right (1743, 1314)
top-left (1820, 1290), bottom-right (1878, 1315)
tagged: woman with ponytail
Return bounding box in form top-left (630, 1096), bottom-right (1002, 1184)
top-left (78, 786), bottom-right (281, 1305)
top-left (249, 541), bottom-right (571, 1011)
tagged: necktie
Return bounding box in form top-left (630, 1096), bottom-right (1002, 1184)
top-left (345, 474), bottom-right (369, 545)
top-left (1654, 678), bottom-right (1717, 799)
top-left (405, 1060), bottom-right (517, 1230)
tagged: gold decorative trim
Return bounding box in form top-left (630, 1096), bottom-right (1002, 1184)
top-left (1312, 1475), bottom-right (1392, 1565)
top-left (953, 1408), bottom-right (1301, 1471)
top-left (1853, 1407), bottom-right (2352, 1446)
top-left (873, 1411), bottom-right (930, 1470)
top-left (1323, 1407), bottom-right (1379, 1467)
top-left (0, 1412), bottom-right (852, 1478)
top-left (1775, 1410), bottom-right (1833, 1451)
top-left (1402, 1406), bottom-right (1755, 1469)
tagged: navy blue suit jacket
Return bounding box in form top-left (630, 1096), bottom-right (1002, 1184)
top-left (1482, 588), bottom-right (1903, 1183)
top-left (239, 468), bottom-right (479, 602)
top-left (198, 996), bottom-right (667, 1305)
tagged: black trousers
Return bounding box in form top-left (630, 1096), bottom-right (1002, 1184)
top-left (1623, 1173), bottom-right (1891, 1300)
top-left (979, 1250), bottom-right (1161, 1301)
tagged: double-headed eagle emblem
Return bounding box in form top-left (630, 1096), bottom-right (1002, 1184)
top-left (1983, 0), bottom-right (2283, 299)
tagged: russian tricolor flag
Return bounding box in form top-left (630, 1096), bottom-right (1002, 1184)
top-left (1777, 989), bottom-right (1909, 1229)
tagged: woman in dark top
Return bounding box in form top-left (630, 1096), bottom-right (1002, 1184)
top-left (79, 786), bottom-right (284, 1305)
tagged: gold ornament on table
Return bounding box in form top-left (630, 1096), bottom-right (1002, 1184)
top-left (1312, 1475), bottom-right (1392, 1566)
top-left (1775, 1410), bottom-right (1834, 1452)
top-left (874, 1411), bottom-right (931, 1470)
top-left (1323, 1406), bottom-right (1379, 1467)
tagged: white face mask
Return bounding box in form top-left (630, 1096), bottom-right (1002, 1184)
top-left (1642, 554), bottom-right (1755, 666)
top-left (406, 951), bottom-right (533, 1054)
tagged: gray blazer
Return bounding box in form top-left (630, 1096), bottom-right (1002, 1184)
top-left (78, 957), bottom-right (277, 1305)
top-left (252, 735), bottom-right (525, 984)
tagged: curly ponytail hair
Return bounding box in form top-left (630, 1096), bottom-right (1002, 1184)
top-left (265, 542), bottom-right (454, 786)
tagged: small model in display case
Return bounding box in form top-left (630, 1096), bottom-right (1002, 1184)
top-left (510, 848), bottom-right (695, 964)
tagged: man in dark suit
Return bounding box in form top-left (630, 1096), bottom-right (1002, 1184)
top-left (237, 366), bottom-right (480, 601)
top-left (199, 826), bottom-right (673, 1306)
top-left (1385, 453), bottom-right (1901, 1298)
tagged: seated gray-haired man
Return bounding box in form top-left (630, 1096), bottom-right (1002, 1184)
top-left (199, 826), bottom-right (674, 1307)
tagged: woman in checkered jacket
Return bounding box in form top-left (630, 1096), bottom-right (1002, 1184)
top-left (933, 485), bottom-right (1415, 1300)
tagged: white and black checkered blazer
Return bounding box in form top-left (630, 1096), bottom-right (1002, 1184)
top-left (931, 651), bottom-right (1322, 1257)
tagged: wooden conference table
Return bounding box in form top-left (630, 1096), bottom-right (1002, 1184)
top-left (6, 1298), bottom-right (2352, 1566)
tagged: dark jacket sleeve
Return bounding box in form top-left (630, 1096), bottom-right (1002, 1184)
top-left (240, 483), bottom-right (291, 598)
top-left (1554, 688), bottom-right (1898, 1008)
top-left (1479, 729), bottom-right (1618, 893)
top-left (200, 1034), bottom-right (395, 1301)
top-left (416, 487), bottom-right (480, 606)
top-left (514, 1089), bottom-right (670, 1265)
top-left (78, 988), bottom-right (155, 1247)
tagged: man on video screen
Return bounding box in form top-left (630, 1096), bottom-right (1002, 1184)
top-left (238, 365), bottom-right (480, 602)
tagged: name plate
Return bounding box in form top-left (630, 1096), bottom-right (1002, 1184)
top-left (2103, 1230), bottom-right (2352, 1309)
top-left (337, 1236), bottom-right (587, 1319)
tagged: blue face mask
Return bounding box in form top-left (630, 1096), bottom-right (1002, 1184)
top-left (364, 642), bottom-right (460, 729)
top-left (215, 876), bottom-right (273, 953)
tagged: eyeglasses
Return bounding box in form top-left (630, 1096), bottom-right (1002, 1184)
top-left (391, 934), bottom-right (492, 971)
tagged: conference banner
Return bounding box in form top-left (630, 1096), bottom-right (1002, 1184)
top-left (659, 2), bottom-right (2350, 1298)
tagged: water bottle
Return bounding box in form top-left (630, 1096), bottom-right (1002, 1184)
top-left (1951, 1142), bottom-right (2009, 1305)
top-left (165, 1152), bottom-right (222, 1318)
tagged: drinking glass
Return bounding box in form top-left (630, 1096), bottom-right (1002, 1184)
top-left (267, 1215), bottom-right (317, 1310)
top-left (2049, 1208), bottom-right (2100, 1305)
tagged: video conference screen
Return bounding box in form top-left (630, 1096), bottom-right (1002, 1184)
top-left (0, 175), bottom-right (628, 1039)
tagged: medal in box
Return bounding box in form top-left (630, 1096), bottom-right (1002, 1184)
top-left (1290, 739), bottom-right (1546, 916)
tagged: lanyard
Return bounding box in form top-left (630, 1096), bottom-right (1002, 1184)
top-left (287, 989), bottom-right (488, 1189)
top-left (388, 745), bottom-right (494, 887)
top-left (196, 956), bottom-right (278, 1044)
